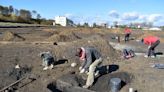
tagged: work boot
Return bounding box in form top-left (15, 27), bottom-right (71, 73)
top-left (49, 64), bottom-right (54, 69)
top-left (82, 85), bottom-right (90, 89)
top-left (144, 55), bottom-right (148, 58)
top-left (151, 56), bottom-right (155, 58)
top-left (43, 66), bottom-right (48, 70)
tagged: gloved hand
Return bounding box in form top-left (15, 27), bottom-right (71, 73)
top-left (80, 68), bottom-right (85, 73)
top-left (148, 45), bottom-right (151, 49)
top-left (79, 66), bottom-right (82, 71)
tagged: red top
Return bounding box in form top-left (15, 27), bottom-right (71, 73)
top-left (124, 28), bottom-right (132, 34)
top-left (79, 47), bottom-right (86, 61)
top-left (143, 36), bottom-right (159, 45)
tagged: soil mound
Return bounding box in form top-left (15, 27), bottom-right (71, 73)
top-left (109, 28), bottom-right (124, 34)
top-left (47, 28), bottom-right (108, 42)
top-left (2, 31), bottom-right (25, 41)
top-left (53, 37), bottom-right (121, 64)
top-left (47, 31), bottom-right (81, 42)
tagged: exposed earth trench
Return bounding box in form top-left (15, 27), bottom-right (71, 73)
top-left (0, 27), bottom-right (163, 92)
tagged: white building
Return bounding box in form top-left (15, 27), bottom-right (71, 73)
top-left (149, 27), bottom-right (162, 31)
top-left (53, 16), bottom-right (74, 26)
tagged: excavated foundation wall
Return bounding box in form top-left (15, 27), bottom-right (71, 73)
top-left (47, 72), bottom-right (133, 92)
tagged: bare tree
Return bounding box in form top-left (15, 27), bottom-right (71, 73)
top-left (9, 5), bottom-right (14, 15)
top-left (2, 6), bottom-right (9, 15)
top-left (36, 14), bottom-right (41, 19)
top-left (83, 22), bottom-right (89, 27)
top-left (0, 5), bottom-right (4, 14)
top-left (93, 22), bottom-right (97, 28)
top-left (113, 21), bottom-right (118, 28)
top-left (14, 9), bottom-right (19, 16)
top-left (19, 9), bottom-right (31, 20)
top-left (32, 10), bottom-right (37, 18)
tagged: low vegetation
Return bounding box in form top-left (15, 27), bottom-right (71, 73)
top-left (0, 5), bottom-right (54, 25)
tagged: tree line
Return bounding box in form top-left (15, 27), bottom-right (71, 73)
top-left (0, 5), bottom-right (54, 25)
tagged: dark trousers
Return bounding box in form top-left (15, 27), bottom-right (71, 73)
top-left (125, 33), bottom-right (130, 42)
top-left (148, 40), bottom-right (160, 56)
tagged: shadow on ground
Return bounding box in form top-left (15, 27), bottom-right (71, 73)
top-left (55, 59), bottom-right (68, 65)
top-left (155, 52), bottom-right (163, 56)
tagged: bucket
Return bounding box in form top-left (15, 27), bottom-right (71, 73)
top-left (110, 78), bottom-right (121, 92)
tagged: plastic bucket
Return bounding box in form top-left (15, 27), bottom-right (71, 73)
top-left (110, 78), bottom-right (121, 92)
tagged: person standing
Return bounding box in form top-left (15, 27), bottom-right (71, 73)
top-left (124, 27), bottom-right (132, 42)
top-left (76, 47), bottom-right (102, 88)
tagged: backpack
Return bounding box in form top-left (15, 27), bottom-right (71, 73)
top-left (122, 49), bottom-right (135, 59)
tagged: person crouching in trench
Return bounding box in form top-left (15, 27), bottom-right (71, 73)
top-left (40, 51), bottom-right (56, 70)
top-left (76, 47), bottom-right (103, 88)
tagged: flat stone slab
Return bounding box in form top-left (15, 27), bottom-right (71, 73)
top-left (109, 42), bottom-right (136, 51)
top-left (135, 52), bottom-right (164, 57)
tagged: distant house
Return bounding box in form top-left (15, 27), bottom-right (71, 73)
top-left (100, 23), bottom-right (108, 28)
top-left (53, 16), bottom-right (74, 26)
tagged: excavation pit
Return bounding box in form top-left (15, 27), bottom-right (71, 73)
top-left (47, 72), bottom-right (133, 92)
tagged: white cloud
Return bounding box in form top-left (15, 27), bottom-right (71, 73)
top-left (110, 11), bottom-right (164, 26)
top-left (63, 14), bottom-right (84, 24)
top-left (147, 14), bottom-right (163, 22)
top-left (109, 10), bottom-right (119, 18)
top-left (122, 12), bottom-right (139, 21)
top-left (64, 13), bottom-right (73, 18)
top-left (64, 12), bottom-right (164, 26)
top-left (64, 14), bottom-right (108, 25)
top-left (155, 20), bottom-right (164, 26)
top-left (138, 14), bottom-right (163, 23)
top-left (138, 15), bottom-right (147, 20)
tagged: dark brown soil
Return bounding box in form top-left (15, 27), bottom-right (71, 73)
top-left (0, 27), bottom-right (163, 92)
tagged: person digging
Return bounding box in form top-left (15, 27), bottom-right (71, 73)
top-left (76, 47), bottom-right (103, 89)
top-left (40, 51), bottom-right (56, 70)
top-left (141, 36), bottom-right (160, 58)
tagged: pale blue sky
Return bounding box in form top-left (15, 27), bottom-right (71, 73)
top-left (1, 0), bottom-right (164, 26)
